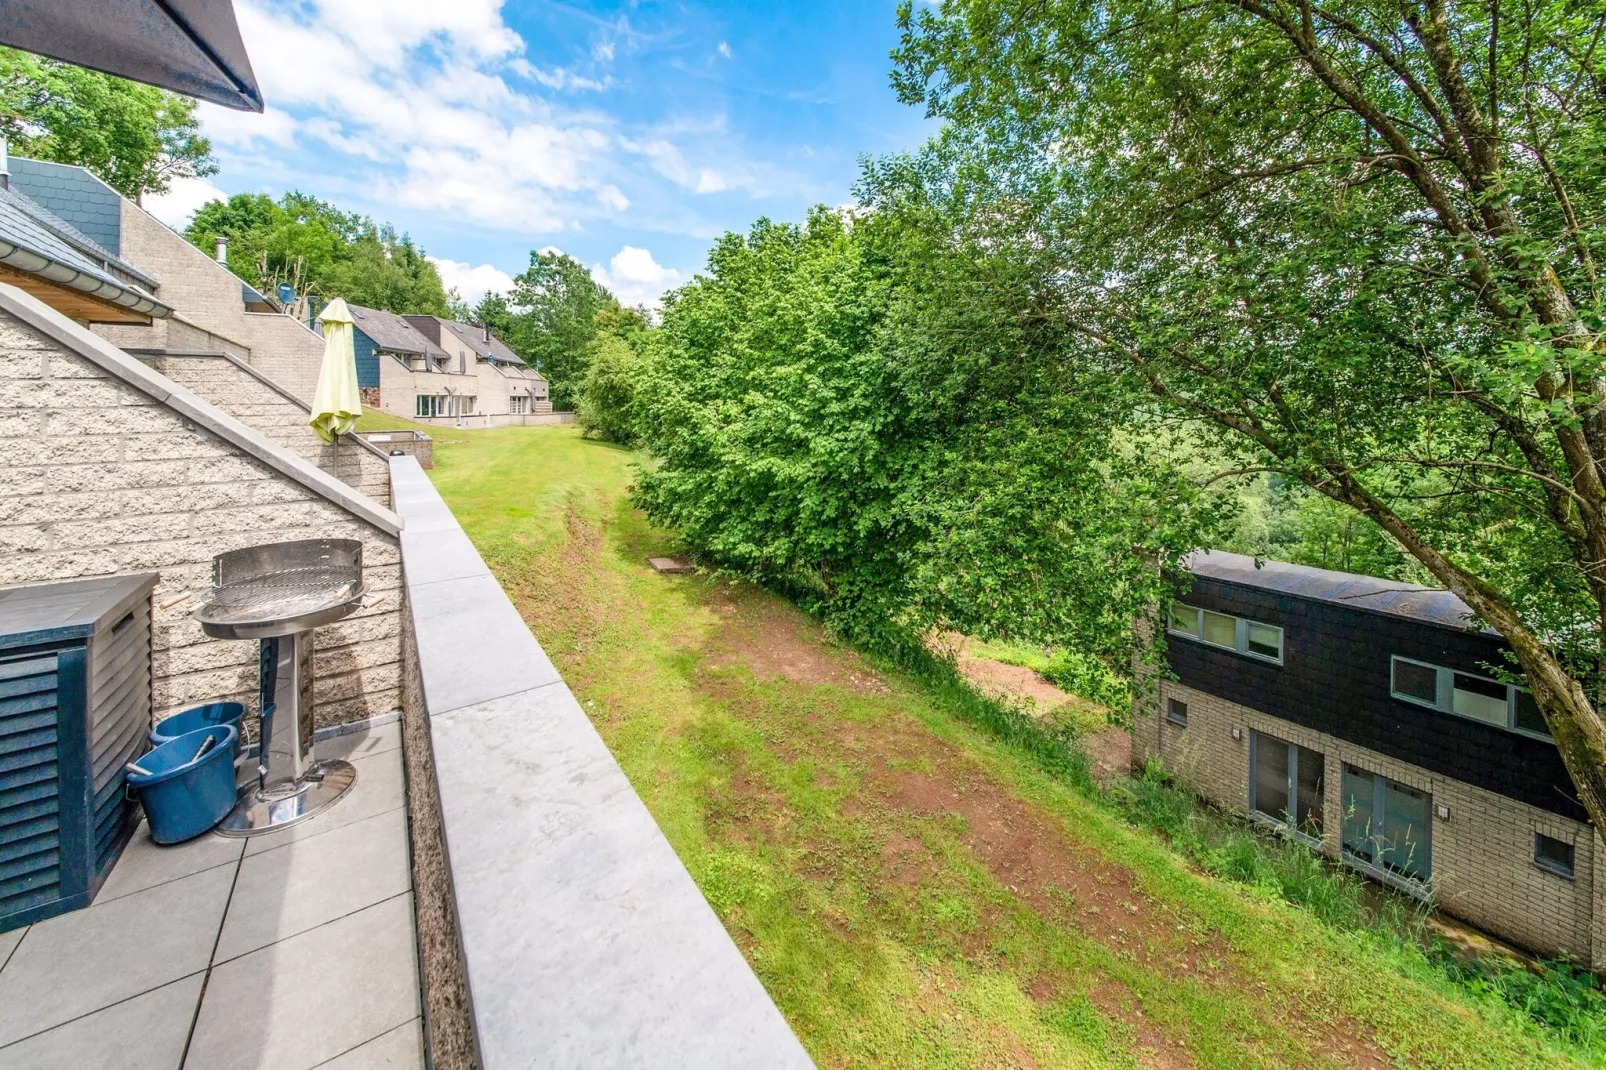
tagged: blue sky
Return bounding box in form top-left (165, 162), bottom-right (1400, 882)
top-left (146, 1), bottom-right (936, 308)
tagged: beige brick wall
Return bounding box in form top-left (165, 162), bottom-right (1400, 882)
top-left (1133, 675), bottom-right (1603, 965)
top-left (379, 355), bottom-right (477, 419)
top-left (0, 312), bottom-right (403, 730)
top-left (115, 202), bottom-right (326, 399)
top-left (140, 354), bottom-right (391, 508)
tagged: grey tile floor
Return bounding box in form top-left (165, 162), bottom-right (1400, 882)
top-left (0, 722), bottom-right (424, 1070)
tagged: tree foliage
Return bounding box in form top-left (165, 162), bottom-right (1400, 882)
top-left (0, 47), bottom-right (216, 199)
top-left (186, 192), bottom-right (449, 316)
top-left (632, 209), bottom-right (1226, 664)
top-left (886, 0), bottom-right (1606, 824)
top-left (503, 250), bottom-right (615, 409)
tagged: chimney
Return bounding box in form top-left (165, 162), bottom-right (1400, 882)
top-left (483, 323), bottom-right (490, 342)
top-left (215, 236), bottom-right (228, 265)
top-left (0, 135), bottom-right (10, 190)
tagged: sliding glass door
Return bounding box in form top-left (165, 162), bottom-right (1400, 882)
top-left (1250, 731), bottom-right (1324, 841)
top-left (1341, 765), bottom-right (1431, 884)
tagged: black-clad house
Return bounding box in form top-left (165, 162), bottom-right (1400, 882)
top-left (1133, 550), bottom-right (1605, 965)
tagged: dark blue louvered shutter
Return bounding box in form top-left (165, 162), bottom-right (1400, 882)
top-left (0, 646), bottom-right (89, 925)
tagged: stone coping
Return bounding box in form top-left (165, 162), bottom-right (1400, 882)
top-left (390, 455), bottom-right (813, 1069)
top-left (0, 283), bottom-right (402, 536)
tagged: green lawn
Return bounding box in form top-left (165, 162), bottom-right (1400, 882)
top-left (428, 425), bottom-right (1585, 1069)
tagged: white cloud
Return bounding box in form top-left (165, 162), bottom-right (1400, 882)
top-left (717, 41), bottom-right (733, 59)
top-left (212, 0), bottom-right (629, 233)
top-left (593, 40), bottom-right (615, 62)
top-left (694, 169), bottom-right (729, 194)
top-left (428, 256), bottom-right (516, 305)
top-left (143, 176), bottom-right (230, 227)
top-left (590, 246), bottom-right (683, 310)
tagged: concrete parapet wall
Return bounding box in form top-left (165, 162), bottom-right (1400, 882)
top-left (389, 455), bottom-right (813, 1068)
top-left (360, 430), bottom-right (432, 469)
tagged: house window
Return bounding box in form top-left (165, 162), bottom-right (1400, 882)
top-left (1341, 765), bottom-right (1431, 884)
top-left (415, 395), bottom-right (447, 418)
top-left (1389, 656), bottom-right (1549, 740)
top-left (1250, 731), bottom-right (1324, 840)
top-left (1165, 698), bottom-right (1188, 726)
top-left (1168, 603), bottom-right (1283, 664)
top-left (1534, 833), bottom-right (1575, 879)
top-left (509, 395), bottom-right (528, 415)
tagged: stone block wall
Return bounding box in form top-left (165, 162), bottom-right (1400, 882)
top-left (93, 313), bottom-right (251, 362)
top-left (115, 202), bottom-right (326, 398)
top-left (140, 354), bottom-right (391, 508)
top-left (1134, 675), bottom-right (1604, 966)
top-left (0, 312), bottom-right (404, 729)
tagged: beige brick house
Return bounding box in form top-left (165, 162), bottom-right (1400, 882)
top-left (1135, 550), bottom-right (1606, 966)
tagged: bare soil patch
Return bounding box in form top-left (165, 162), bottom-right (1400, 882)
top-left (703, 581), bottom-right (891, 695)
top-left (1082, 727), bottom-right (1133, 789)
top-left (959, 656), bottom-right (1075, 715)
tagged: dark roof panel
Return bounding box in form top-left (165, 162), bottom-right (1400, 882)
top-left (347, 304), bottom-right (448, 359)
top-left (7, 157), bottom-right (123, 258)
top-left (1182, 549), bottom-right (1482, 631)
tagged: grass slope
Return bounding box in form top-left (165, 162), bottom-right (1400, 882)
top-left (428, 426), bottom-right (1584, 1069)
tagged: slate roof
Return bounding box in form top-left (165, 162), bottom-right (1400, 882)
top-left (7, 157), bottom-right (125, 261)
top-left (0, 183), bottom-right (169, 317)
top-left (440, 318), bottom-right (525, 366)
top-left (1182, 549), bottom-right (1481, 631)
top-left (348, 304), bottom-right (449, 359)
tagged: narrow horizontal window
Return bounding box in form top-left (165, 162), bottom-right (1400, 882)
top-left (1451, 673), bottom-right (1508, 727)
top-left (1169, 603), bottom-right (1282, 663)
top-left (1535, 833), bottom-right (1575, 879)
top-left (1165, 698), bottom-right (1188, 726)
top-left (1390, 656), bottom-right (1551, 742)
top-left (1391, 658), bottom-right (1439, 706)
top-left (1514, 690), bottom-right (1548, 737)
top-left (1201, 610), bottom-right (1237, 648)
top-left (1246, 621), bottom-right (1282, 661)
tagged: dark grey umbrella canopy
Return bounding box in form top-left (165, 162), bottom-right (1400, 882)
top-left (0, 0), bottom-right (263, 111)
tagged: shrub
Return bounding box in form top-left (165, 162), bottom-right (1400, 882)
top-left (575, 333), bottom-right (641, 444)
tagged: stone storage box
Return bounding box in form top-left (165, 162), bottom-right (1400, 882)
top-left (0, 573), bottom-right (158, 931)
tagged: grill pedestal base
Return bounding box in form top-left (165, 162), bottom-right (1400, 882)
top-left (216, 759), bottom-right (356, 837)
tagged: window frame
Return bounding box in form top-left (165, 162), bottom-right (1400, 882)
top-left (1388, 655), bottom-right (1550, 742)
top-left (1248, 730), bottom-right (1324, 847)
top-left (1340, 763), bottom-right (1434, 894)
top-left (1167, 603), bottom-right (1284, 665)
top-left (1164, 697), bottom-right (1188, 727)
top-left (415, 394), bottom-right (447, 418)
top-left (1534, 833), bottom-right (1576, 880)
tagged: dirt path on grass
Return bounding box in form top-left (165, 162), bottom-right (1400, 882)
top-left (696, 577), bottom-right (1394, 1069)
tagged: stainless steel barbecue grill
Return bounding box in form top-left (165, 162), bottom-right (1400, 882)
top-left (196, 539), bottom-right (365, 835)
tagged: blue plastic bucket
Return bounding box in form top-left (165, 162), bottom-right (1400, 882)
top-left (150, 702), bottom-right (246, 748)
top-left (126, 725), bottom-right (239, 844)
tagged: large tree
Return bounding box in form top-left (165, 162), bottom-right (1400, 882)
top-left (0, 47), bottom-right (216, 200)
top-left (506, 250), bottom-right (614, 409)
top-left (632, 210), bottom-right (1220, 656)
top-left (186, 192), bottom-right (449, 316)
top-left (886, 1), bottom-right (1606, 825)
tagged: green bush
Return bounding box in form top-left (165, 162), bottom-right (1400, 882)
top-left (575, 333), bottom-right (641, 444)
